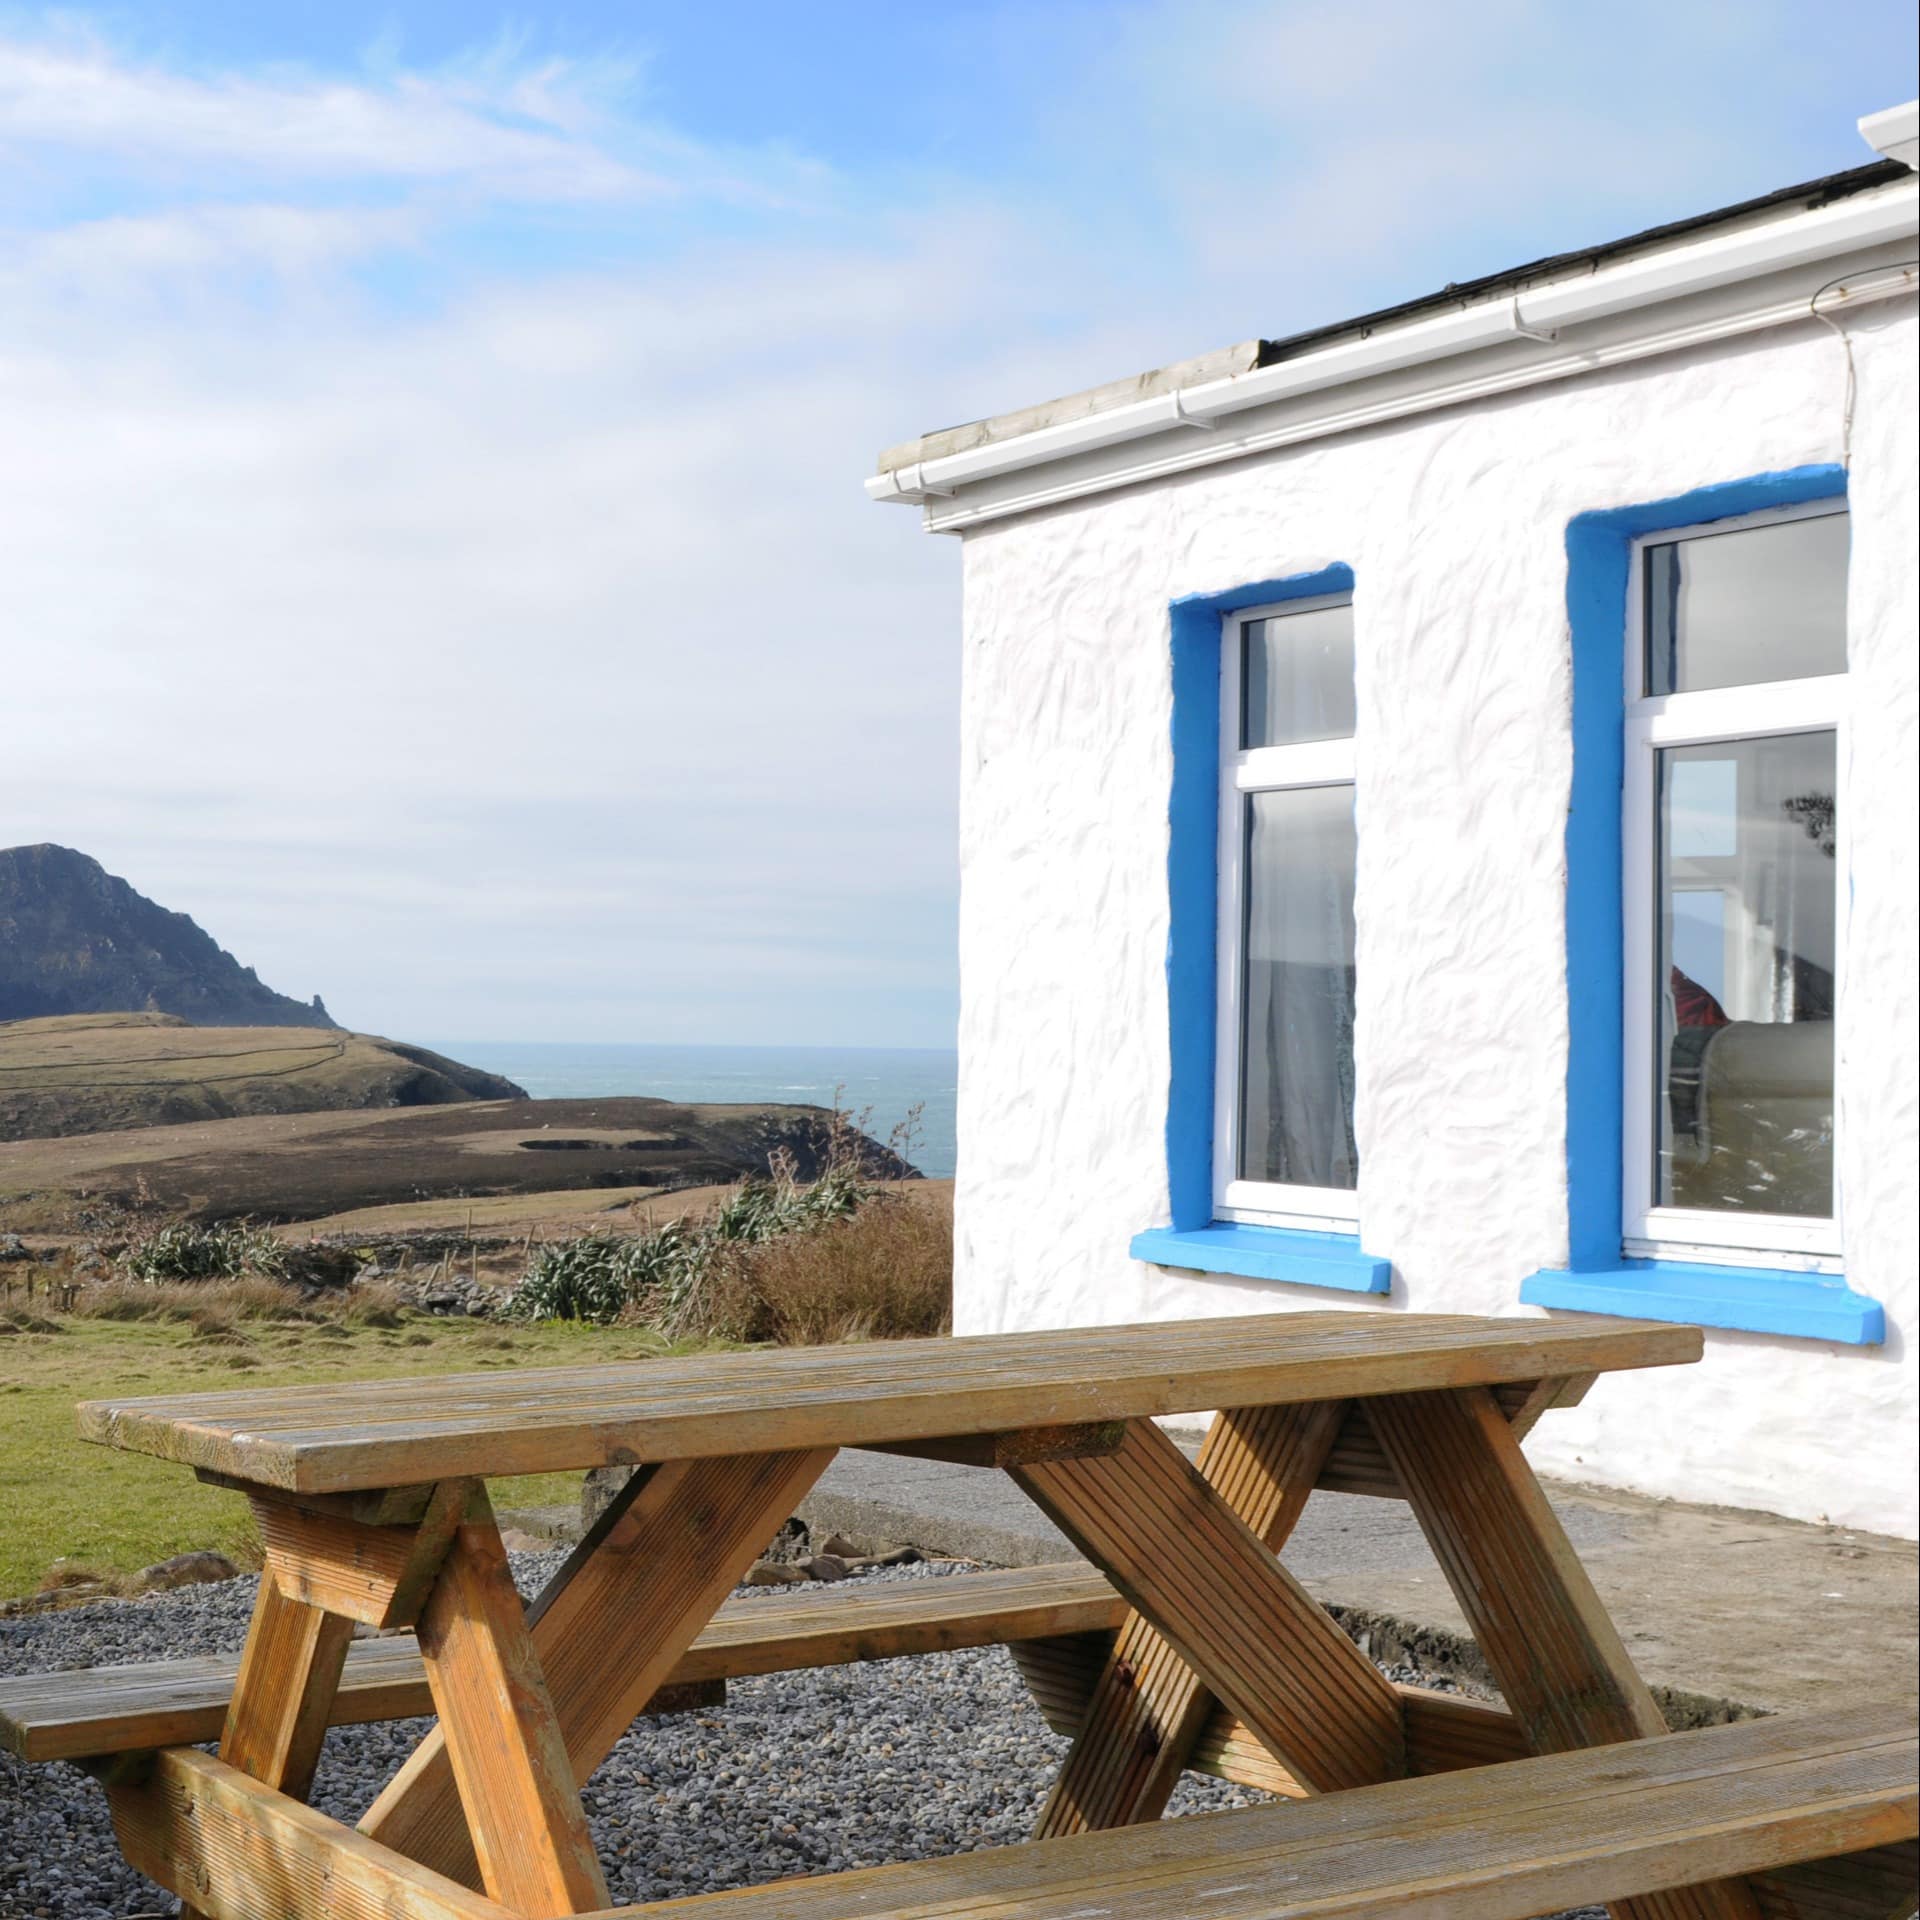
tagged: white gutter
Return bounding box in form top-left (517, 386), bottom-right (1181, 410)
top-left (1860, 100), bottom-right (1918, 170)
top-left (869, 171), bottom-right (1918, 525)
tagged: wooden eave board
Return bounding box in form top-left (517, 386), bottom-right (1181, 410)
top-left (1, 1564), bottom-right (1128, 1763)
top-left (598, 1704), bottom-right (1919, 1918)
top-left (74, 1313), bottom-right (1698, 1492)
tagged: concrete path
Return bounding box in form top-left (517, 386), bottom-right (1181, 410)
top-left (792, 1432), bottom-right (1917, 1721)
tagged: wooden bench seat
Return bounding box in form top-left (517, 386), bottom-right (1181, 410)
top-left (0, 1561), bottom-right (1525, 1802)
top-left (617, 1703), bottom-right (1919, 1918)
top-left (0, 1563), bottom-right (1117, 1764)
top-left (102, 1702), bottom-right (1917, 1920)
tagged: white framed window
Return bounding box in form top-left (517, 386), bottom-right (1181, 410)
top-left (1621, 499), bottom-right (1849, 1269)
top-left (1214, 593), bottom-right (1359, 1232)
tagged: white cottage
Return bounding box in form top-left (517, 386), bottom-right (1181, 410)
top-left (870, 105), bottom-right (1920, 1538)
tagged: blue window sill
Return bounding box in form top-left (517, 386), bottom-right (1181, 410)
top-left (1521, 1261), bottom-right (1883, 1345)
top-left (1130, 1223), bottom-right (1391, 1294)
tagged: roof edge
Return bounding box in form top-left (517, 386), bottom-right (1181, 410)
top-left (876, 158), bottom-right (1906, 483)
top-left (877, 339), bottom-right (1262, 474)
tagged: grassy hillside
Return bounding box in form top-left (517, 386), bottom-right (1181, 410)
top-left (0, 1012), bottom-right (524, 1142)
top-left (0, 1086), bottom-right (912, 1226)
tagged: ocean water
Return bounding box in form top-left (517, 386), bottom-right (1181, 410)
top-left (429, 1042), bottom-right (958, 1179)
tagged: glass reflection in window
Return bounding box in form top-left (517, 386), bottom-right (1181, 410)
top-left (1655, 731), bottom-right (1836, 1217)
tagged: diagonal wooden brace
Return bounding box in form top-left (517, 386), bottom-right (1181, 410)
top-left (361, 1445), bottom-right (835, 1890)
top-left (409, 1487), bottom-right (609, 1914)
top-left (1012, 1416), bottom-right (1404, 1805)
top-left (1019, 1400), bottom-right (1344, 1834)
top-left (1366, 1384), bottom-right (1765, 1920)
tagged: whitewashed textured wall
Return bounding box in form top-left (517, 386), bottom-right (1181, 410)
top-left (952, 307), bottom-right (1919, 1537)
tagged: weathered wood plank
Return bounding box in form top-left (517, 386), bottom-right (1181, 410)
top-left (1398, 1682), bottom-right (1534, 1776)
top-left (1012, 1627), bottom-right (1529, 1796)
top-left (1, 1561), bottom-right (1129, 1764)
top-left (406, 1489), bottom-right (608, 1913)
top-left (1012, 1417), bottom-right (1405, 1795)
top-left (363, 1446), bottom-right (833, 1890)
top-left (196, 1469), bottom-right (442, 1527)
top-left (600, 1704), bottom-right (1918, 1918)
top-left (105, 1745), bottom-right (513, 1920)
top-left (75, 1312), bottom-right (1701, 1490)
top-left (1750, 1837), bottom-right (1918, 1919)
top-left (867, 1421), bottom-right (1126, 1467)
top-left (1034, 1398), bottom-right (1343, 1835)
top-left (252, 1479), bottom-right (475, 1629)
top-left (1315, 1375), bottom-right (1584, 1498)
top-left (1505, 1371), bottom-right (1599, 1441)
top-left (1367, 1384), bottom-right (1766, 1920)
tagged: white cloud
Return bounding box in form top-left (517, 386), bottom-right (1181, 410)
top-left (1043, 0), bottom-right (1828, 331)
top-left (0, 24), bottom-right (829, 209)
top-left (1, 4), bottom-right (1894, 1041)
top-left (8, 201), bottom-right (426, 295)
top-left (0, 121), bottom-right (1143, 1040)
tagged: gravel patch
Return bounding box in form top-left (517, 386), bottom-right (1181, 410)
top-left (2, 1555), bottom-right (1605, 1919)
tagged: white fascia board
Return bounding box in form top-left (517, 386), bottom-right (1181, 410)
top-left (1860, 100), bottom-right (1919, 170)
top-left (868, 176), bottom-right (1919, 525)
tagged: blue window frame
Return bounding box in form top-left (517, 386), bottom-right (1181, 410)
top-left (1129, 565), bottom-right (1390, 1295)
top-left (1520, 465), bottom-right (1884, 1345)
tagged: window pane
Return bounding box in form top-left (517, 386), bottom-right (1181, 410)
top-left (1239, 784), bottom-right (1357, 1189)
top-left (1644, 512), bottom-right (1848, 697)
top-left (1241, 604), bottom-right (1355, 747)
top-left (1655, 731), bottom-right (1835, 1218)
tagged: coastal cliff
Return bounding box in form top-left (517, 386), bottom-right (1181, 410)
top-left (0, 844), bottom-right (337, 1029)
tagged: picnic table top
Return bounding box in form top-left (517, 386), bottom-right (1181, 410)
top-left (76, 1311), bottom-right (1698, 1494)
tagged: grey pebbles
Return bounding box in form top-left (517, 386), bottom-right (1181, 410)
top-left (1, 1554), bottom-right (1604, 1919)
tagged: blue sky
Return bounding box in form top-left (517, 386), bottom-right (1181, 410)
top-left (2, 4), bottom-right (1913, 1047)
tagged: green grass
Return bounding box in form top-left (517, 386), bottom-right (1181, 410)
top-left (0, 1307), bottom-right (714, 1599)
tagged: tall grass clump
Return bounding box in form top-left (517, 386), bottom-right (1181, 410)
top-left (120, 1221), bottom-right (287, 1285)
top-left (691, 1186), bottom-right (952, 1345)
top-left (74, 1275), bottom-right (310, 1322)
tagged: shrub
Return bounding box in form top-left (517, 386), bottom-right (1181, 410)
top-left (508, 1158), bottom-right (884, 1330)
top-left (509, 1233), bottom-right (665, 1325)
top-left (689, 1187), bottom-right (952, 1345)
top-left (652, 1164), bottom-right (869, 1337)
top-left (121, 1221), bottom-right (287, 1285)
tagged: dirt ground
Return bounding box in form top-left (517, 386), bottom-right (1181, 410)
top-left (286, 1179), bottom-right (746, 1239)
top-left (0, 1095), bottom-right (898, 1226)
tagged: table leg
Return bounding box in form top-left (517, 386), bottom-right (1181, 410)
top-left (410, 1486), bottom-right (609, 1915)
top-left (361, 1445), bottom-right (835, 1890)
top-left (170, 1570), bottom-right (356, 1920)
top-left (1013, 1415), bottom-right (1404, 1800)
top-left (1025, 1400), bottom-right (1344, 1835)
top-left (1366, 1385), bottom-right (1765, 1920)
top-left (219, 1570), bottom-right (356, 1801)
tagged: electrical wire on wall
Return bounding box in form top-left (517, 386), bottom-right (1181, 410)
top-left (1808, 260), bottom-right (1919, 466)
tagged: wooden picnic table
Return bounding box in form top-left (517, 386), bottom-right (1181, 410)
top-left (62, 1313), bottom-right (1918, 1920)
